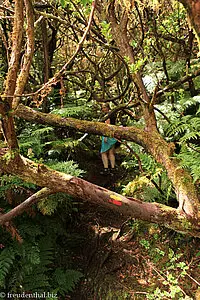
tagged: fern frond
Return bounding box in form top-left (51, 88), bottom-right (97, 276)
top-left (51, 105), bottom-right (92, 118)
top-left (177, 147), bottom-right (200, 182)
top-left (46, 138), bottom-right (91, 156)
top-left (180, 132), bottom-right (200, 143)
top-left (30, 127), bottom-right (54, 137)
top-left (166, 122), bottom-right (189, 137)
top-left (18, 125), bottom-right (55, 157)
top-left (37, 192), bottom-right (72, 216)
top-left (0, 248), bottom-right (15, 287)
top-left (53, 268), bottom-right (83, 295)
top-left (46, 160), bottom-right (85, 177)
top-left (23, 273), bottom-right (50, 291)
top-left (38, 236), bottom-right (54, 266)
top-left (0, 175), bottom-right (36, 199)
top-left (46, 138), bottom-right (79, 150)
top-left (12, 237), bottom-right (54, 292)
top-left (17, 222), bottom-right (43, 239)
top-left (19, 141), bottom-right (34, 148)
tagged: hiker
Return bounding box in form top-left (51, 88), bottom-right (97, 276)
top-left (100, 103), bottom-right (117, 175)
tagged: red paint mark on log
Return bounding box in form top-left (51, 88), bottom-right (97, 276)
top-left (108, 199), bottom-right (122, 206)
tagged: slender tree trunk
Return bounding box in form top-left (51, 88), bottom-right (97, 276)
top-left (13, 0), bottom-right (35, 110)
top-left (41, 19), bottom-right (50, 112)
top-left (1, 0), bottom-right (24, 150)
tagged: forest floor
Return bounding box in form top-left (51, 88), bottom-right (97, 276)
top-left (67, 203), bottom-right (200, 300)
top-left (64, 153), bottom-right (200, 300)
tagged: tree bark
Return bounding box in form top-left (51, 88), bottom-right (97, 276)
top-left (0, 149), bottom-right (199, 237)
top-left (13, 0), bottom-right (35, 110)
top-left (1, 0), bottom-right (24, 150)
top-left (179, 0), bottom-right (200, 55)
top-left (3, 0), bottom-right (24, 99)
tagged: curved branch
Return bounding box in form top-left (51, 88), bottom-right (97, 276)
top-left (100, 103), bottom-right (130, 122)
top-left (92, 51), bottom-right (132, 103)
top-left (154, 106), bottom-right (171, 123)
top-left (94, 76), bottom-right (131, 103)
top-left (0, 5), bottom-right (14, 14)
top-left (0, 188), bottom-right (54, 225)
top-left (134, 1), bottom-right (145, 49)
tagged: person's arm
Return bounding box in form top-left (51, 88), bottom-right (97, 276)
top-left (104, 118), bottom-right (110, 142)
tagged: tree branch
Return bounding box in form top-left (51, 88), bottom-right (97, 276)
top-left (0, 188), bottom-right (54, 225)
top-left (3, 0), bottom-right (24, 99)
top-left (0, 5), bottom-right (14, 14)
top-left (157, 69), bottom-right (200, 96)
top-left (15, 103), bottom-right (149, 148)
top-left (0, 151), bottom-right (199, 236)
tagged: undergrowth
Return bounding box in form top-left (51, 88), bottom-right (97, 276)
top-left (0, 212), bottom-right (83, 298)
top-left (0, 159), bottom-right (85, 298)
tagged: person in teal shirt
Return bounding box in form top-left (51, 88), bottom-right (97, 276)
top-left (100, 103), bottom-right (117, 175)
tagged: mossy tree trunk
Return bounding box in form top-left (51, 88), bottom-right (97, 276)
top-left (0, 0), bottom-right (24, 150)
top-left (0, 0), bottom-right (34, 150)
top-left (0, 149), bottom-right (200, 237)
top-left (179, 0), bottom-right (200, 55)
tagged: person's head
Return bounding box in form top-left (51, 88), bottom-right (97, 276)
top-left (101, 103), bottom-right (110, 113)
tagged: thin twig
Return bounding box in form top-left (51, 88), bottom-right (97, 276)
top-left (186, 272), bottom-right (200, 286)
top-left (0, 5), bottom-right (14, 14)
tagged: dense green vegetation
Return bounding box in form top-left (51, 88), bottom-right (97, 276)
top-left (0, 0), bottom-right (200, 298)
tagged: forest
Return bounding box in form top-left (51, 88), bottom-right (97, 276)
top-left (0, 0), bottom-right (200, 298)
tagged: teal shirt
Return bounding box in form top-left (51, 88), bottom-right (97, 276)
top-left (100, 136), bottom-right (117, 153)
